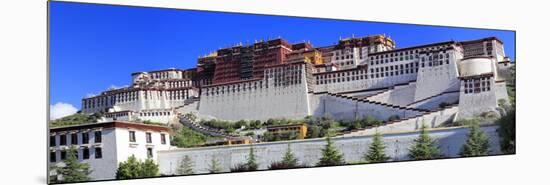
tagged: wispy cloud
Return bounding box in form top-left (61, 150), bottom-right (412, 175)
top-left (50, 102), bottom-right (78, 120)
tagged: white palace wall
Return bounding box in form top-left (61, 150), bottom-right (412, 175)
top-left (157, 125), bottom-right (501, 175)
top-left (407, 91), bottom-right (460, 110)
top-left (198, 63), bottom-right (312, 121)
top-left (342, 105), bottom-right (459, 137)
top-left (309, 93), bottom-right (423, 121)
top-left (458, 80), bottom-right (499, 119)
top-left (414, 49), bottom-right (462, 102)
top-left (198, 83), bottom-right (310, 121)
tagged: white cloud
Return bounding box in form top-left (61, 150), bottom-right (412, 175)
top-left (50, 102), bottom-right (78, 120)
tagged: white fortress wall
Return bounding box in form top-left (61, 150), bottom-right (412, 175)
top-left (457, 76), bottom-right (498, 119)
top-left (310, 93), bottom-right (424, 121)
top-left (385, 81), bottom-right (417, 106)
top-left (82, 88), bottom-right (198, 114)
top-left (338, 89), bottom-right (386, 97)
top-left (312, 66), bottom-right (417, 95)
top-left (157, 125), bottom-right (501, 175)
top-left (406, 91), bottom-right (460, 110)
top-left (198, 63), bottom-right (311, 121)
top-left (364, 87), bottom-right (392, 102)
top-left (494, 81), bottom-right (510, 104)
top-left (136, 109), bottom-right (177, 124)
top-left (413, 48), bottom-right (462, 101)
top-left (343, 105), bottom-right (459, 137)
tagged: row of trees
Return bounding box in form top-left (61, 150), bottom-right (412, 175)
top-left (51, 122), bottom-right (491, 183)
top-left (170, 122), bottom-right (491, 175)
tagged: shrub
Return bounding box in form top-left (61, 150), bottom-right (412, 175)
top-left (230, 163), bottom-right (250, 172)
top-left (268, 144), bottom-right (301, 170)
top-left (460, 123), bottom-right (490, 157)
top-left (176, 155), bottom-right (194, 175)
top-left (170, 127), bottom-right (209, 148)
top-left (51, 147), bottom-right (92, 183)
top-left (115, 155), bottom-right (159, 179)
top-left (408, 125), bottom-right (441, 160)
top-left (363, 133), bottom-right (390, 163)
top-left (231, 147), bottom-right (259, 172)
top-left (439, 102), bottom-right (451, 108)
top-left (387, 115), bottom-right (400, 122)
top-left (497, 109), bottom-right (515, 154)
top-left (316, 136), bottom-right (345, 166)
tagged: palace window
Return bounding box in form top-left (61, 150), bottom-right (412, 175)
top-left (95, 147), bottom-right (102, 159)
top-left (94, 131), bottom-right (102, 143)
top-left (60, 150), bottom-right (67, 160)
top-left (60, 135), bottom-right (66, 146)
top-left (146, 133), bottom-right (152, 143)
top-left (50, 136), bottom-right (56, 147)
top-left (147, 148), bottom-right (153, 158)
top-left (83, 148), bottom-right (90, 159)
top-left (50, 151), bottom-right (56, 162)
top-left (129, 131), bottom-right (136, 142)
top-left (161, 134), bottom-right (166, 145)
top-left (71, 133), bottom-right (78, 145)
top-left (82, 132), bottom-right (89, 144)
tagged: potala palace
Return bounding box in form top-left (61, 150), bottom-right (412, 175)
top-left (81, 35), bottom-right (513, 134)
top-left (51, 35), bottom-right (514, 181)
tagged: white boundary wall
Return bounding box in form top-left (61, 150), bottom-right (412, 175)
top-left (157, 125), bottom-right (501, 175)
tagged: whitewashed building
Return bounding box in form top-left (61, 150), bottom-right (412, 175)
top-left (49, 121), bottom-right (172, 181)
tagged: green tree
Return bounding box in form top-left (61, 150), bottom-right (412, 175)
top-left (140, 158), bottom-right (160, 178)
top-left (230, 146), bottom-right (259, 172)
top-left (170, 126), bottom-right (209, 148)
top-left (363, 132), bottom-right (390, 163)
top-left (282, 144), bottom-right (298, 167)
top-left (52, 147), bottom-right (92, 183)
top-left (460, 122), bottom-right (490, 157)
top-left (408, 125), bottom-right (441, 160)
top-left (208, 156), bottom-right (223, 173)
top-left (115, 156), bottom-right (159, 179)
top-left (269, 143), bottom-right (300, 170)
top-left (316, 135), bottom-right (345, 166)
top-left (498, 109), bottom-right (515, 154)
top-left (250, 120), bottom-right (263, 129)
top-left (176, 155), bottom-right (194, 175)
top-left (115, 155), bottom-right (142, 179)
top-left (246, 146), bottom-right (258, 170)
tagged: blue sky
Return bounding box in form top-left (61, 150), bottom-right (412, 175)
top-left (50, 1), bottom-right (515, 110)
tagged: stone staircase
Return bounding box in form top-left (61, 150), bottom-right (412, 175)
top-left (330, 92), bottom-right (431, 113)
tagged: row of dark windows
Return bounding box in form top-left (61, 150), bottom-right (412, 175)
top-left (129, 131), bottom-right (167, 145)
top-left (50, 147), bottom-right (102, 162)
top-left (50, 131), bottom-right (101, 147)
top-left (369, 45), bottom-right (449, 61)
top-left (204, 82), bottom-right (266, 96)
top-left (464, 77), bottom-right (492, 94)
top-left (370, 68), bottom-right (419, 79)
top-left (138, 111), bottom-right (171, 117)
top-left (370, 54), bottom-right (418, 65)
